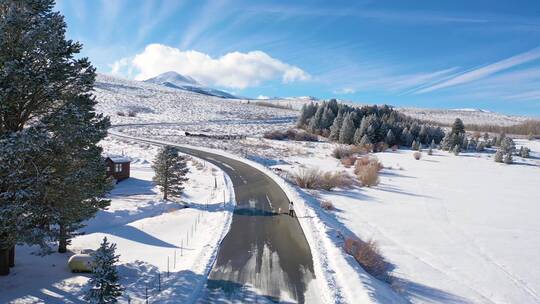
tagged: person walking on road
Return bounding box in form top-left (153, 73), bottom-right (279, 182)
top-left (288, 201), bottom-right (295, 217)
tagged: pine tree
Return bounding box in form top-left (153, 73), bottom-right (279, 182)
top-left (521, 147), bottom-right (530, 158)
top-left (494, 150), bottom-right (504, 163)
top-left (359, 134), bottom-right (372, 147)
top-left (483, 132), bottom-right (489, 141)
top-left (1, 0), bottom-right (103, 273)
top-left (85, 237), bottom-right (123, 304)
top-left (528, 132), bottom-right (535, 141)
top-left (385, 129), bottom-right (395, 146)
top-left (353, 128), bottom-right (363, 145)
top-left (451, 118), bottom-right (465, 135)
top-left (308, 104), bottom-right (324, 133)
top-left (430, 139), bottom-right (436, 149)
top-left (339, 113), bottom-right (355, 144)
top-left (476, 142), bottom-right (485, 152)
top-left (504, 153), bottom-right (513, 164)
top-left (453, 145), bottom-right (460, 156)
top-left (153, 146), bottom-right (189, 200)
top-left (320, 106), bottom-right (336, 130)
top-left (427, 147), bottom-right (433, 155)
top-left (329, 111), bottom-right (344, 140)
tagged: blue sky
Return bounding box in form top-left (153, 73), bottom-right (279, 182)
top-left (55, 0), bottom-right (540, 116)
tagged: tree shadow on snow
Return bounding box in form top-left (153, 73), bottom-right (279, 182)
top-left (108, 177), bottom-right (156, 198)
top-left (394, 277), bottom-right (473, 304)
top-left (106, 225), bottom-right (179, 249)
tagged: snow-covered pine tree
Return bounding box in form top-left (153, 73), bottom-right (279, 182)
top-left (308, 104), bottom-right (324, 133)
top-left (453, 145), bottom-right (460, 156)
top-left (520, 147), bottom-right (530, 158)
top-left (494, 149), bottom-right (504, 163)
top-left (504, 153), bottom-right (513, 164)
top-left (359, 134), bottom-right (372, 148)
top-left (385, 129), bottom-right (395, 146)
top-left (529, 132), bottom-right (535, 141)
top-left (44, 109), bottom-right (111, 252)
top-left (339, 113), bottom-right (355, 144)
top-left (353, 128), bottom-right (363, 145)
top-left (411, 140), bottom-right (417, 150)
top-left (152, 146), bottom-right (190, 200)
top-left (430, 139), bottom-right (436, 149)
top-left (85, 237), bottom-right (123, 304)
top-left (428, 147), bottom-right (433, 155)
top-left (320, 106), bottom-right (336, 131)
top-left (1, 0), bottom-right (101, 273)
top-left (329, 111), bottom-right (344, 140)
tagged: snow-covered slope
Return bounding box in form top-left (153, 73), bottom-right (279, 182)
top-left (144, 71), bottom-right (239, 99)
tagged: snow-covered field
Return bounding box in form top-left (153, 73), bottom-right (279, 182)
top-left (272, 138), bottom-right (540, 304)
top-left (0, 137), bottom-right (234, 304)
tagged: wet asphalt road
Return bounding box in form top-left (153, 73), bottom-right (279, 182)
top-left (111, 132), bottom-right (316, 303)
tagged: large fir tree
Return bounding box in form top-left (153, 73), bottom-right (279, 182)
top-left (0, 0), bottom-right (109, 274)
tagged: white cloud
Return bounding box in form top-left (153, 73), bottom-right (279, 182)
top-left (415, 46), bottom-right (540, 93)
top-left (333, 87), bottom-right (356, 94)
top-left (257, 95), bottom-right (270, 99)
top-left (113, 44), bottom-right (310, 89)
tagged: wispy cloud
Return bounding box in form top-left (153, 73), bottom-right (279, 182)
top-left (179, 0), bottom-right (230, 50)
top-left (415, 46), bottom-right (540, 93)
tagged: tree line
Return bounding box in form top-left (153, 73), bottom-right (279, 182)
top-left (297, 99), bottom-right (445, 149)
top-left (0, 0), bottom-right (110, 275)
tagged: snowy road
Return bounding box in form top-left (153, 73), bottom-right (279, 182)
top-left (109, 130), bottom-right (319, 304)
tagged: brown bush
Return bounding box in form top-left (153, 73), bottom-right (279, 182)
top-left (290, 169), bottom-right (353, 190)
top-left (344, 238), bottom-right (391, 282)
top-left (127, 110), bottom-right (137, 117)
top-left (320, 200), bottom-right (334, 210)
top-left (340, 156), bottom-right (357, 167)
top-left (332, 145), bottom-right (359, 159)
top-left (391, 145), bottom-right (398, 151)
top-left (354, 156), bottom-right (381, 187)
top-left (413, 151), bottom-right (422, 160)
top-left (263, 129), bottom-right (318, 142)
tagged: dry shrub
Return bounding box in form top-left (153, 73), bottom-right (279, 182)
top-left (354, 156), bottom-right (381, 187)
top-left (320, 200), bottom-right (334, 210)
top-left (340, 156), bottom-right (356, 167)
top-left (263, 129), bottom-right (318, 142)
top-left (344, 238), bottom-right (391, 281)
top-left (413, 151), bottom-right (422, 160)
top-left (116, 111), bottom-right (125, 116)
top-left (290, 168), bottom-right (353, 190)
top-left (333, 145), bottom-right (359, 159)
top-left (391, 145), bottom-right (398, 151)
top-left (127, 110), bottom-right (137, 117)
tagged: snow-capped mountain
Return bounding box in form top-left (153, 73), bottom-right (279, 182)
top-left (144, 71), bottom-right (239, 99)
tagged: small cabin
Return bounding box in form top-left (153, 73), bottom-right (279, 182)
top-left (105, 156), bottom-right (131, 182)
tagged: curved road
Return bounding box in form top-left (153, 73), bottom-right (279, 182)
top-left (110, 131), bottom-right (317, 303)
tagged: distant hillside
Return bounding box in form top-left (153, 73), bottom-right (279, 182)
top-left (144, 71), bottom-right (239, 99)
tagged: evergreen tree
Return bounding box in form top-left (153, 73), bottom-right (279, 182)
top-left (453, 145), bottom-right (460, 156)
top-left (428, 147), bottom-right (433, 155)
top-left (152, 146), bottom-right (189, 200)
top-left (499, 137), bottom-right (515, 154)
top-left (339, 113), bottom-right (355, 144)
top-left (430, 139), bottom-right (436, 149)
top-left (520, 147), bottom-right (530, 158)
top-left (451, 118), bottom-right (465, 135)
top-left (85, 237), bottom-right (123, 304)
top-left (329, 111), bottom-right (344, 140)
top-left (0, 0), bottom-right (103, 273)
top-left (385, 129), bottom-right (395, 146)
top-left (296, 104), bottom-right (309, 127)
top-left (308, 104), bottom-right (324, 133)
top-left (320, 106), bottom-right (336, 130)
top-left (504, 153), bottom-right (513, 164)
top-left (528, 132), bottom-right (535, 141)
top-left (483, 132), bottom-right (489, 141)
top-left (359, 134), bottom-right (372, 147)
top-left (353, 128), bottom-right (363, 145)
top-left (494, 150), bottom-right (504, 163)
top-left (411, 140), bottom-right (417, 150)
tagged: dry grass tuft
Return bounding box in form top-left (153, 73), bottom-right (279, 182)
top-left (354, 156), bottom-right (382, 187)
top-left (344, 238), bottom-right (391, 282)
top-left (413, 151), bottom-right (422, 160)
top-left (290, 168), bottom-right (353, 191)
top-left (320, 200), bottom-right (334, 210)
